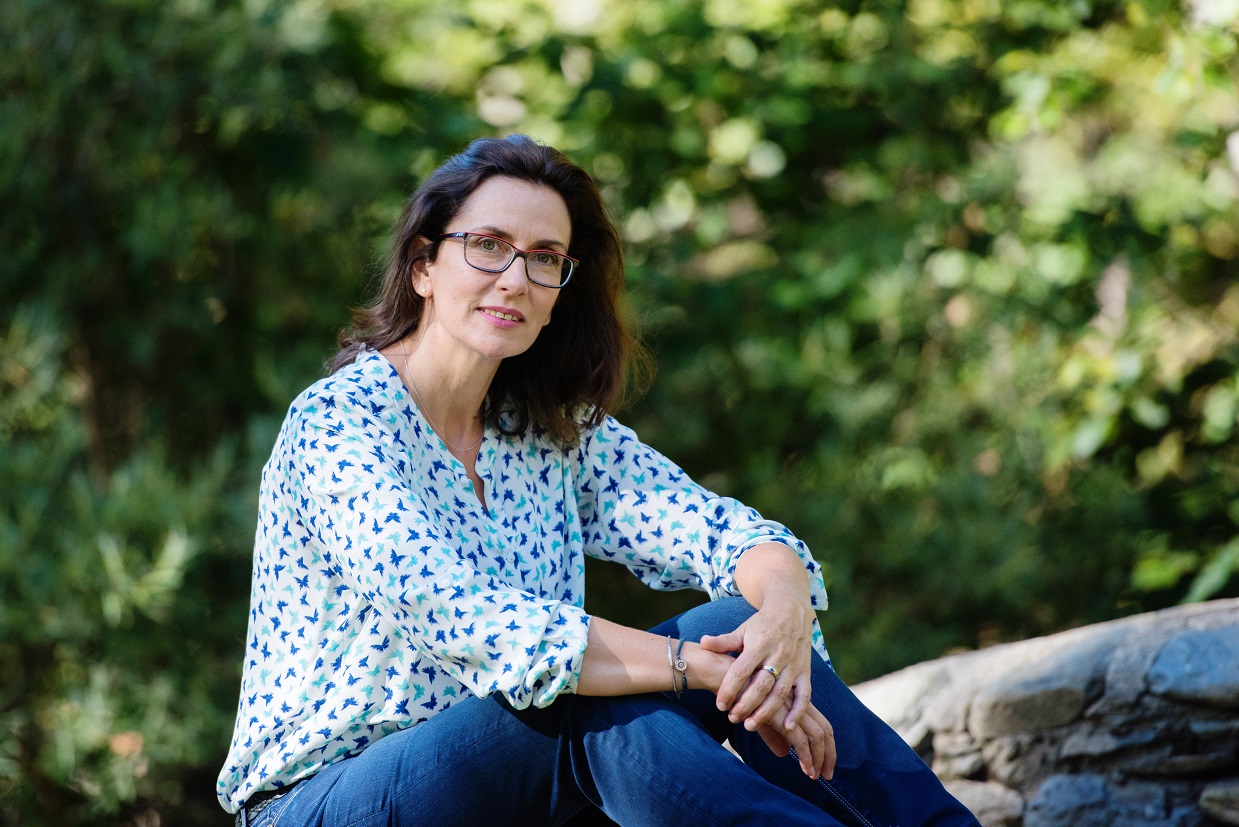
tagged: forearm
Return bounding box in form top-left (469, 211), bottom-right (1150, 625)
top-left (733, 542), bottom-right (813, 618)
top-left (576, 616), bottom-right (732, 697)
top-left (708, 544), bottom-right (818, 735)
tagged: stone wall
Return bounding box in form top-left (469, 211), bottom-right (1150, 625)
top-left (852, 598), bottom-right (1239, 827)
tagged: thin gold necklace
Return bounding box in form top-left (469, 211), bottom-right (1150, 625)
top-left (402, 344), bottom-right (484, 454)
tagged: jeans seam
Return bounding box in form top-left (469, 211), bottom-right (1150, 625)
top-left (788, 747), bottom-right (878, 827)
top-left (816, 778), bottom-right (877, 827)
top-left (267, 782), bottom-right (309, 827)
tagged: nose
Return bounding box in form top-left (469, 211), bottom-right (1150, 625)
top-left (495, 255), bottom-right (530, 293)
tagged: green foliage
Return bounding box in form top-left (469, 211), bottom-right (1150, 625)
top-left (0, 311), bottom-right (253, 825)
top-left (3, 0), bottom-right (1238, 822)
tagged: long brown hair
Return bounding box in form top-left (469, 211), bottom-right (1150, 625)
top-left (332, 135), bottom-right (647, 447)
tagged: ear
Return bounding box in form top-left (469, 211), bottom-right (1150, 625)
top-left (408, 236), bottom-right (433, 297)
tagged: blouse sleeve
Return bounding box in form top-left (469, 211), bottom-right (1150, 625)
top-left (289, 390), bottom-right (590, 710)
top-left (571, 415), bottom-right (829, 611)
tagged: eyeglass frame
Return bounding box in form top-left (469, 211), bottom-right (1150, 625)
top-left (437, 232), bottom-right (577, 288)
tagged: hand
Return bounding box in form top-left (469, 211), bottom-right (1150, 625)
top-left (753, 693), bottom-right (836, 780)
top-left (700, 594), bottom-right (815, 732)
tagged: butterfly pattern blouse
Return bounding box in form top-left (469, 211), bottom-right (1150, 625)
top-left (217, 348), bottom-right (829, 813)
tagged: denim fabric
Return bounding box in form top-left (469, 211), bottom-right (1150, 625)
top-left (249, 598), bottom-right (978, 827)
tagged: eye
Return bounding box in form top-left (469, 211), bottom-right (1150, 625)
top-left (532, 252), bottom-right (556, 265)
top-left (477, 237), bottom-right (498, 252)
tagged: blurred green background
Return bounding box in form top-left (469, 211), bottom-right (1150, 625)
top-left (2, 0), bottom-right (1238, 822)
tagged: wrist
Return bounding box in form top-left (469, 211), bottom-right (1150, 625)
top-left (757, 588), bottom-right (814, 625)
top-left (683, 641), bottom-right (733, 696)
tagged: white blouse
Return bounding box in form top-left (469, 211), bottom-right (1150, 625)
top-left (217, 348), bottom-right (829, 812)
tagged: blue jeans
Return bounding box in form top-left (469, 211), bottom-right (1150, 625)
top-left (250, 598), bottom-right (978, 826)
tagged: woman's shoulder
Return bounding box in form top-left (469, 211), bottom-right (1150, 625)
top-left (284, 348), bottom-right (406, 432)
top-left (560, 410), bottom-right (645, 465)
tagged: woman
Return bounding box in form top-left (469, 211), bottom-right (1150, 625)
top-left (218, 135), bottom-right (978, 826)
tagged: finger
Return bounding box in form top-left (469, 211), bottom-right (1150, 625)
top-left (801, 714), bottom-right (826, 780)
top-left (822, 718), bottom-right (837, 780)
top-left (783, 674), bottom-right (812, 730)
top-left (726, 665), bottom-right (778, 721)
top-left (782, 705), bottom-right (824, 780)
top-left (806, 707), bottom-right (836, 781)
top-left (715, 651), bottom-right (763, 711)
top-left (743, 674), bottom-right (794, 730)
top-left (756, 724), bottom-right (789, 758)
top-left (797, 710), bottom-right (832, 780)
top-left (784, 721), bottom-right (817, 778)
top-left (699, 627), bottom-right (745, 655)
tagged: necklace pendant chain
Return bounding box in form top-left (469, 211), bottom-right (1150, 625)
top-left (403, 345), bottom-right (484, 454)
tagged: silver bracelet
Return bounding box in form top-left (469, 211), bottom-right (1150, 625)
top-left (667, 635), bottom-right (688, 699)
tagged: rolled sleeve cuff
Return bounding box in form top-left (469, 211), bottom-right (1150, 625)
top-left (509, 605), bottom-right (592, 710)
top-left (722, 529), bottom-right (829, 613)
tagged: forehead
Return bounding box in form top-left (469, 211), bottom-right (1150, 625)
top-left (451, 177), bottom-right (572, 245)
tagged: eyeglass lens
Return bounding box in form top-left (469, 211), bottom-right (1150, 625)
top-left (464, 235), bottom-right (570, 286)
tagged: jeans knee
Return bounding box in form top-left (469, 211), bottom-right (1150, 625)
top-left (648, 596), bottom-right (757, 642)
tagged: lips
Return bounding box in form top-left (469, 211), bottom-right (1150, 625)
top-left (479, 308), bottom-right (524, 323)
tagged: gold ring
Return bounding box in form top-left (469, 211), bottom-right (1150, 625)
top-left (763, 665), bottom-right (780, 680)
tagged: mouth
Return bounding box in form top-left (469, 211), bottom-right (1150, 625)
top-left (479, 308), bottom-right (524, 323)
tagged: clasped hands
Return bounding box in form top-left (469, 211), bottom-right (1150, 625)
top-left (697, 598), bottom-right (836, 781)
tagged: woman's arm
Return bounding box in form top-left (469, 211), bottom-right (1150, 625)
top-left (576, 616), bottom-right (833, 779)
top-left (573, 545), bottom-right (813, 700)
top-left (571, 417), bottom-right (829, 611)
top-left (702, 543), bottom-right (819, 733)
top-left (576, 618), bottom-right (730, 696)
top-left (569, 417), bottom-right (833, 775)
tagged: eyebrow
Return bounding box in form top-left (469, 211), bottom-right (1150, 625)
top-left (472, 225), bottom-right (568, 252)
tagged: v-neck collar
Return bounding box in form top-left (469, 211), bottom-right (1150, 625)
top-left (359, 346), bottom-right (493, 515)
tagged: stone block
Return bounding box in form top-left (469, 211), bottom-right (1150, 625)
top-left (1138, 748), bottom-right (1237, 776)
top-left (851, 660), bottom-right (943, 747)
top-left (935, 730), bottom-right (979, 757)
top-left (933, 730), bottom-right (983, 777)
top-left (970, 682), bottom-right (1086, 740)
top-left (1058, 725), bottom-right (1157, 759)
top-left (934, 750), bottom-right (985, 780)
top-left (968, 631), bottom-right (1118, 740)
top-left (1148, 627), bottom-right (1239, 708)
top-left (1025, 774), bottom-right (1110, 827)
top-left (1088, 622), bottom-right (1179, 715)
top-left (1108, 781), bottom-right (1167, 821)
top-left (1026, 776), bottom-right (1181, 827)
top-left (1200, 781), bottom-right (1239, 826)
top-left (982, 735), bottom-right (1056, 790)
top-left (1190, 718), bottom-right (1239, 742)
top-left (853, 600), bottom-right (1239, 825)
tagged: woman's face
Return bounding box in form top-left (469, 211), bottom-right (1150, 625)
top-left (413, 176), bottom-right (570, 366)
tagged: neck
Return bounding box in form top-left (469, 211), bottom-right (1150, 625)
top-left (397, 331), bottom-right (496, 448)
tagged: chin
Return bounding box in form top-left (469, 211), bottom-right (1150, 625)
top-left (476, 339), bottom-right (538, 361)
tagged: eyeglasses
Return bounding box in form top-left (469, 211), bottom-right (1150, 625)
top-left (438, 232), bottom-right (577, 288)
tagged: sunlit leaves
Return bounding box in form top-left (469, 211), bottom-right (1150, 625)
top-left (4, 0), bottom-right (1239, 820)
